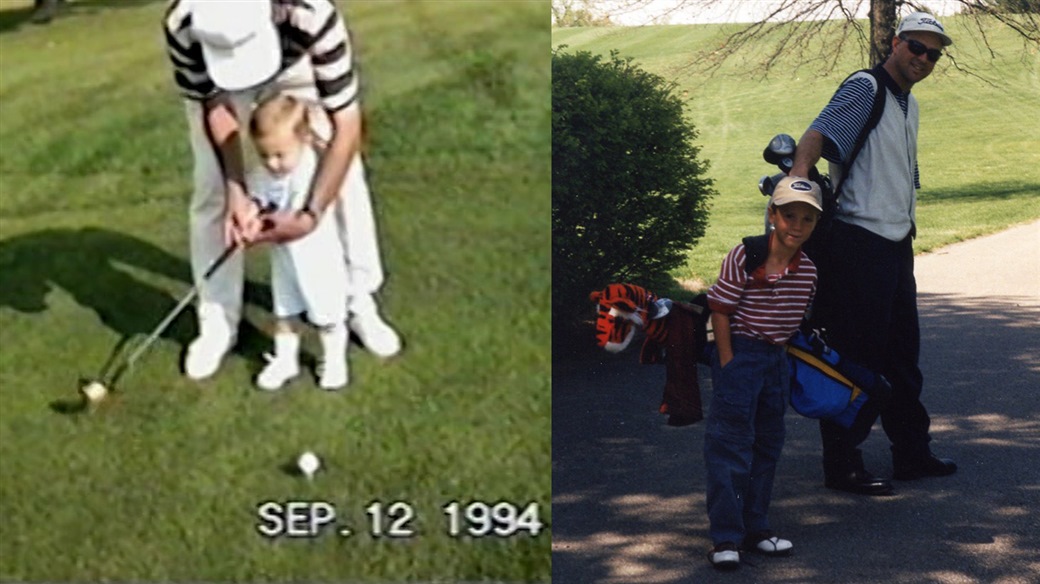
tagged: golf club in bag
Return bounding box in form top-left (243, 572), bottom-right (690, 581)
top-left (77, 243), bottom-right (240, 407)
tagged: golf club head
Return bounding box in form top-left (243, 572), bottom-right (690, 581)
top-left (763, 134), bottom-right (796, 172)
top-left (758, 172), bottom-right (786, 197)
top-left (50, 377), bottom-right (106, 415)
top-left (758, 175), bottom-right (774, 197)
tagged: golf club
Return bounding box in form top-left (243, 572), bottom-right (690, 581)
top-left (77, 243), bottom-right (239, 408)
top-left (762, 133), bottom-right (796, 172)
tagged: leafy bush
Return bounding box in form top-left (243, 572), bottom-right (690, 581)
top-left (552, 47), bottom-right (715, 329)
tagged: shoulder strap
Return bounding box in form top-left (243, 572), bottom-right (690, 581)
top-left (741, 234), bottom-right (770, 275)
top-left (833, 66), bottom-right (887, 197)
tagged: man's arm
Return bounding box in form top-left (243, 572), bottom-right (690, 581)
top-left (202, 95), bottom-right (260, 245)
top-left (306, 103), bottom-right (362, 217)
top-left (790, 129), bottom-right (825, 179)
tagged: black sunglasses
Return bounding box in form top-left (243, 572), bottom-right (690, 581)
top-left (901, 36), bottom-right (942, 62)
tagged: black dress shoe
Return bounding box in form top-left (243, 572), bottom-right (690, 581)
top-left (893, 454), bottom-right (957, 480)
top-left (825, 469), bottom-right (894, 496)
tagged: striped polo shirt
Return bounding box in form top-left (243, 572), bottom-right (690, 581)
top-left (811, 68), bottom-right (920, 190)
top-left (707, 242), bottom-right (817, 345)
top-left (163, 0), bottom-right (359, 111)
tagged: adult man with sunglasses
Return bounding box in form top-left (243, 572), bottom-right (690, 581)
top-left (790, 12), bottom-right (957, 496)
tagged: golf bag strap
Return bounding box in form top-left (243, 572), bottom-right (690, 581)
top-left (832, 66), bottom-right (887, 199)
top-left (741, 234), bottom-right (770, 275)
top-left (786, 344), bottom-right (864, 403)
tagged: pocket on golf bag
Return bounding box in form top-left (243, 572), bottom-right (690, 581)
top-left (786, 330), bottom-right (892, 428)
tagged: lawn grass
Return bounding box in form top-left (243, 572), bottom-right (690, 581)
top-left (554, 17), bottom-right (1040, 294)
top-left (0, 1), bottom-right (550, 581)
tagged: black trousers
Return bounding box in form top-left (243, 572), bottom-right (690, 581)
top-left (811, 220), bottom-right (932, 473)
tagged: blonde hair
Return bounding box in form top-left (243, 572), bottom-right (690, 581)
top-left (249, 93), bottom-right (311, 141)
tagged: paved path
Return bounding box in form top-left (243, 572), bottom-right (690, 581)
top-left (552, 221), bottom-right (1040, 584)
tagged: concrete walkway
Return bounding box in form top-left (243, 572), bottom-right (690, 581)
top-left (552, 220), bottom-right (1040, 584)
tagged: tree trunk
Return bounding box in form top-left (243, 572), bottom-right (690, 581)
top-left (870, 0), bottom-right (898, 66)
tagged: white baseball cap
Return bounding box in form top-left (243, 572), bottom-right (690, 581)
top-left (896, 11), bottom-right (953, 47)
top-left (771, 176), bottom-right (823, 212)
top-left (191, 0), bottom-right (282, 91)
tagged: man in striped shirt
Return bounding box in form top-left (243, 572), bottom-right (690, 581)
top-left (703, 176), bottom-right (820, 569)
top-left (790, 12), bottom-right (957, 496)
top-left (163, 0), bottom-right (401, 380)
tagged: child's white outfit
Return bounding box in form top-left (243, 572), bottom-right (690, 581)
top-left (251, 146), bottom-right (349, 390)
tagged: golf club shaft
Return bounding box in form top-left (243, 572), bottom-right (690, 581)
top-left (118, 244), bottom-right (239, 375)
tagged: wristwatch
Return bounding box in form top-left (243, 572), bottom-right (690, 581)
top-left (298, 200), bottom-right (322, 224)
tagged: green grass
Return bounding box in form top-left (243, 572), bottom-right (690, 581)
top-left (0, 1), bottom-right (550, 581)
top-left (554, 18), bottom-right (1040, 292)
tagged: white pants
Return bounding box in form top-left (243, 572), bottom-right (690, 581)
top-left (184, 59), bottom-right (385, 332)
top-left (270, 213), bottom-right (348, 327)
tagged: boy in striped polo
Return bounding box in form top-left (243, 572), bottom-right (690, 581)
top-left (162, 0), bottom-right (401, 380)
top-left (704, 176), bottom-right (821, 570)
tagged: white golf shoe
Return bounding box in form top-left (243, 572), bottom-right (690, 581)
top-left (256, 332), bottom-right (300, 391)
top-left (184, 306), bottom-right (235, 380)
top-left (349, 310), bottom-right (401, 358)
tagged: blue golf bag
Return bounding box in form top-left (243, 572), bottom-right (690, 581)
top-left (786, 329), bottom-right (892, 428)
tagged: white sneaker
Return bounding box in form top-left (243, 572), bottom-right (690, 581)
top-left (256, 332), bottom-right (300, 391)
top-left (317, 358), bottom-right (349, 390)
top-left (318, 323), bottom-right (349, 390)
top-left (744, 531), bottom-right (793, 556)
top-left (349, 310), bottom-right (402, 358)
top-left (708, 543), bottom-right (740, 570)
top-left (184, 308), bottom-right (235, 380)
top-left (257, 353), bottom-right (300, 391)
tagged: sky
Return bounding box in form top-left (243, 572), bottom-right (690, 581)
top-left (587, 0), bottom-right (966, 25)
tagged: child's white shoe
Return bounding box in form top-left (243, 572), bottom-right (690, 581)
top-left (318, 322), bottom-right (349, 390)
top-left (256, 332), bottom-right (300, 391)
top-left (318, 359), bottom-right (349, 390)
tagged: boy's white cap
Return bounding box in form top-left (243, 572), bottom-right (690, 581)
top-left (191, 0), bottom-right (282, 91)
top-left (896, 11), bottom-right (953, 47)
top-left (771, 176), bottom-right (823, 212)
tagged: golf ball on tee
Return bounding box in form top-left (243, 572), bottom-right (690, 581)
top-left (297, 451), bottom-right (321, 478)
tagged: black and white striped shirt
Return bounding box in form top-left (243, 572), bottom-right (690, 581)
top-left (811, 70), bottom-right (920, 189)
top-left (163, 0), bottom-right (359, 111)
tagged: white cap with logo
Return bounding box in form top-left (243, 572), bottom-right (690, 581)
top-left (896, 11), bottom-right (953, 47)
top-left (191, 0), bottom-right (283, 91)
top-left (770, 176), bottom-right (823, 212)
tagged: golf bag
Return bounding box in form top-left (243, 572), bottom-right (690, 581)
top-left (786, 328), bottom-right (892, 428)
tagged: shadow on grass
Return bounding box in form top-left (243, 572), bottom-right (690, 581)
top-left (551, 293), bottom-right (1040, 583)
top-left (0, 0), bottom-right (164, 34)
top-left (917, 180), bottom-right (1040, 203)
top-left (0, 227), bottom-right (273, 382)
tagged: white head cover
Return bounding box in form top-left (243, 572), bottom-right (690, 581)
top-left (191, 0), bottom-right (282, 91)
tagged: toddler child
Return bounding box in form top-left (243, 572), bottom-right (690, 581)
top-left (248, 93), bottom-right (349, 390)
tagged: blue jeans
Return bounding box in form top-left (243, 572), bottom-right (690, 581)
top-left (705, 335), bottom-right (789, 546)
